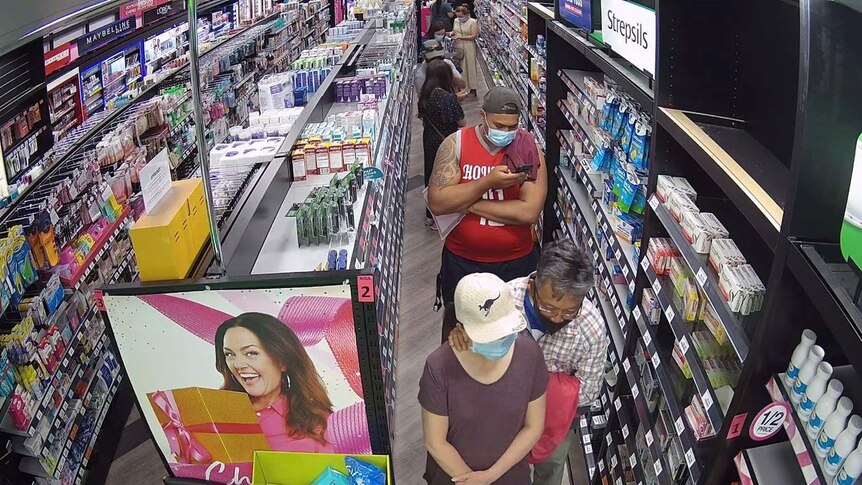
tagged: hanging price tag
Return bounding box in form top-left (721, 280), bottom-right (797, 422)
top-left (623, 359), bottom-right (631, 372)
top-left (641, 257), bottom-right (650, 271)
top-left (675, 416), bottom-right (685, 435)
top-left (679, 336), bottom-right (690, 354)
top-left (632, 384), bottom-right (640, 399)
top-left (702, 391), bottom-right (714, 411)
top-left (646, 430), bottom-right (654, 447)
top-left (652, 353), bottom-right (661, 368)
top-left (665, 307), bottom-right (676, 322)
top-left (652, 278), bottom-right (661, 293)
top-left (630, 453), bottom-right (637, 469)
top-left (650, 196), bottom-right (659, 210)
top-left (615, 398), bottom-right (622, 411)
top-left (654, 459), bottom-right (663, 476)
top-left (696, 268), bottom-right (708, 286)
top-left (685, 448), bottom-right (696, 468)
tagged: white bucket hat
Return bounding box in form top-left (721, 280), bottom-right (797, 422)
top-left (454, 273), bottom-right (527, 343)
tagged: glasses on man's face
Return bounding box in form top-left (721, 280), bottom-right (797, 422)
top-left (532, 285), bottom-right (582, 320)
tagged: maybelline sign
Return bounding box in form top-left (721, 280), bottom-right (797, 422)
top-left (601, 0), bottom-right (655, 77)
top-left (77, 17), bottom-right (135, 55)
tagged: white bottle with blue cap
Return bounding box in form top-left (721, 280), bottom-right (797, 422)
top-left (818, 397), bottom-right (854, 458)
top-left (786, 329), bottom-right (817, 386)
top-left (800, 362), bottom-right (834, 420)
top-left (809, 380), bottom-right (846, 440)
top-left (792, 345), bottom-right (825, 404)
top-left (826, 415), bottom-right (862, 476)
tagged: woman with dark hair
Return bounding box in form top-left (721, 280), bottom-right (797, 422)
top-left (430, 0), bottom-right (454, 31)
top-left (420, 59), bottom-right (466, 230)
top-left (215, 312), bottom-right (334, 452)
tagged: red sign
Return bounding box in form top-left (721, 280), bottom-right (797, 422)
top-left (120, 0), bottom-right (170, 18)
top-left (357, 275), bottom-right (375, 302)
top-left (44, 43), bottom-right (73, 76)
top-left (727, 412), bottom-right (748, 439)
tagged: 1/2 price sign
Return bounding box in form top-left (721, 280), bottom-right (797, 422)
top-left (750, 402), bottom-right (789, 441)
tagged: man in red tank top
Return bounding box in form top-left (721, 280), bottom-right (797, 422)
top-left (427, 87), bottom-right (548, 311)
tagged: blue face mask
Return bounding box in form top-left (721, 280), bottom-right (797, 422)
top-left (472, 333), bottom-right (517, 360)
top-left (484, 115), bottom-right (517, 147)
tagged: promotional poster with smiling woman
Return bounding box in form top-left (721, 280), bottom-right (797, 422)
top-left (103, 284), bottom-right (372, 484)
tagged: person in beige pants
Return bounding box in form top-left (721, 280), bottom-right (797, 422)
top-left (452, 5), bottom-right (479, 97)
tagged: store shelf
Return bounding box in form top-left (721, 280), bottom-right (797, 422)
top-left (612, 393), bottom-right (648, 484)
top-left (642, 262), bottom-right (725, 433)
top-left (557, 138), bottom-right (638, 287)
top-left (658, 108), bottom-right (787, 249)
top-left (648, 195), bottom-right (752, 362)
top-left (765, 375), bottom-right (827, 485)
top-left (60, 209), bottom-right (131, 290)
top-left (578, 414), bottom-right (598, 481)
top-left (735, 441), bottom-right (808, 485)
top-left (620, 353), bottom-right (674, 485)
top-left (548, 21), bottom-right (654, 109)
top-left (634, 308), bottom-right (703, 482)
top-left (787, 242), bottom-right (862, 372)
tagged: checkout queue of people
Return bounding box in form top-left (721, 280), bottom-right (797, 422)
top-left (414, 17), bottom-right (610, 479)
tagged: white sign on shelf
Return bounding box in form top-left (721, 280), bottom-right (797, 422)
top-left (645, 430), bottom-right (654, 447)
top-left (633, 307), bottom-right (642, 321)
top-left (651, 352), bottom-right (661, 368)
top-left (652, 277), bottom-right (661, 294)
top-left (629, 453), bottom-right (637, 469)
top-left (140, 148), bottom-right (172, 213)
top-left (685, 448), bottom-right (696, 468)
top-left (601, 0), bottom-right (656, 76)
top-left (696, 268), bottom-right (708, 286)
top-left (665, 307), bottom-right (676, 322)
top-left (623, 424), bottom-right (629, 439)
top-left (675, 416), bottom-right (685, 435)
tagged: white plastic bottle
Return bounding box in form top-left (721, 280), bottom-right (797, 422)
top-left (808, 380), bottom-right (846, 440)
top-left (800, 362), bottom-right (835, 420)
top-left (835, 442), bottom-right (862, 485)
top-left (786, 329), bottom-right (817, 386)
top-left (826, 415), bottom-right (862, 476)
top-left (817, 397), bottom-right (854, 458)
top-left (792, 345), bottom-right (826, 404)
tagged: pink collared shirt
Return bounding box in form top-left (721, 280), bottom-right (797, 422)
top-left (256, 396), bottom-right (334, 453)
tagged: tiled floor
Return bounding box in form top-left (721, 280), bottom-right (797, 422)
top-left (103, 55), bottom-right (588, 485)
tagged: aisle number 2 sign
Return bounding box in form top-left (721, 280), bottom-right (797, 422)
top-left (750, 402), bottom-right (789, 441)
top-left (357, 275), bottom-right (375, 302)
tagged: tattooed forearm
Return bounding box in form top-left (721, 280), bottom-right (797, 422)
top-left (430, 135), bottom-right (459, 187)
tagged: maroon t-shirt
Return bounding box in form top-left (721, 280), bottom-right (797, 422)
top-left (418, 334), bottom-right (549, 484)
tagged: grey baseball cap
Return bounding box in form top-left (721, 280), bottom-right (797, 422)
top-left (422, 40), bottom-right (445, 61)
top-left (482, 87), bottom-right (522, 115)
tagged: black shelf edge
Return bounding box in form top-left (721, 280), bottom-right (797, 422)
top-left (612, 391), bottom-right (648, 484)
top-left (621, 354), bottom-right (675, 485)
top-left (765, 374), bottom-right (828, 484)
top-left (578, 414), bottom-right (598, 482)
top-left (547, 21), bottom-right (654, 109)
top-left (558, 165), bottom-right (629, 356)
top-left (643, 262), bottom-right (725, 432)
top-left (633, 310), bottom-right (704, 483)
top-left (649, 195), bottom-right (752, 362)
top-left (527, 1), bottom-right (555, 20)
top-left (788, 242), bottom-right (862, 372)
top-left (657, 108), bottom-right (785, 250)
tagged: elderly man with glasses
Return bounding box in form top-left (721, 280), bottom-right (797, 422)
top-left (448, 239), bottom-right (608, 485)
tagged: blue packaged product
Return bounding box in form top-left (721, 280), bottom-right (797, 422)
top-left (294, 87), bottom-right (307, 106)
top-left (621, 112), bottom-right (637, 153)
top-left (629, 119), bottom-right (650, 172)
top-left (345, 456), bottom-right (386, 484)
top-left (611, 150), bottom-right (628, 196)
top-left (611, 102), bottom-right (629, 140)
top-left (590, 141), bottom-right (612, 173)
top-left (617, 168), bottom-right (639, 213)
top-left (310, 466), bottom-right (350, 485)
top-left (600, 95), bottom-right (619, 131)
top-left (603, 179), bottom-right (616, 206)
top-left (632, 184), bottom-right (647, 215)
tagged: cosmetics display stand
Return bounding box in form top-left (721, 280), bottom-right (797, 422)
top-left (0, 1), bottom-right (340, 483)
top-left (517, 0), bottom-right (862, 483)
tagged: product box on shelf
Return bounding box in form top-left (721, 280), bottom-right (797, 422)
top-left (146, 387), bottom-right (271, 465)
top-left (252, 451), bottom-right (390, 484)
top-left (129, 179), bottom-right (210, 281)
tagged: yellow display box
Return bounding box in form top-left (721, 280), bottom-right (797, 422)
top-left (252, 451), bottom-right (390, 485)
top-left (130, 179), bottom-right (210, 281)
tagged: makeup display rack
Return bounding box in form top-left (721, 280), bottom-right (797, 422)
top-left (534, 0), bottom-right (862, 483)
top-left (0, 2), bottom-right (338, 482)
